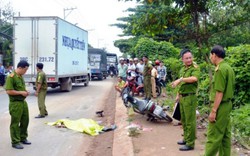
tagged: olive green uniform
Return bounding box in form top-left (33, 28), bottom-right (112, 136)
top-left (5, 71), bottom-right (29, 145)
top-left (178, 63), bottom-right (200, 148)
top-left (36, 71), bottom-right (48, 116)
top-left (143, 62), bottom-right (152, 99)
top-left (205, 60), bottom-right (235, 156)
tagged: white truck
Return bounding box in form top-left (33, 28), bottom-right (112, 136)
top-left (13, 16), bottom-right (90, 91)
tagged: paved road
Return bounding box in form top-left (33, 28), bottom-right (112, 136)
top-left (0, 79), bottom-right (115, 156)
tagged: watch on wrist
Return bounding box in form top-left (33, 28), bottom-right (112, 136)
top-left (179, 77), bottom-right (183, 82)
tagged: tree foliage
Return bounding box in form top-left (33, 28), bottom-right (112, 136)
top-left (227, 44), bottom-right (250, 107)
top-left (0, 1), bottom-right (13, 66)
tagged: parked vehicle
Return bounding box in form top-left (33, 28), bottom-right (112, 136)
top-left (88, 48), bottom-right (108, 80)
top-left (155, 78), bottom-right (163, 97)
top-left (126, 72), bottom-right (162, 97)
top-left (121, 86), bottom-right (173, 122)
top-left (13, 16), bottom-right (90, 91)
top-left (125, 72), bottom-right (144, 96)
top-left (106, 53), bottom-right (118, 77)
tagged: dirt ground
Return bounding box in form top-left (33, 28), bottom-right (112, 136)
top-left (128, 96), bottom-right (250, 156)
top-left (82, 84), bottom-right (249, 156)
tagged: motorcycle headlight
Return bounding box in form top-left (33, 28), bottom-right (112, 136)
top-left (123, 93), bottom-right (128, 99)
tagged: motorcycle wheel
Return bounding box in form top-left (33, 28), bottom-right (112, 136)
top-left (161, 112), bottom-right (173, 122)
top-left (156, 85), bottom-right (162, 97)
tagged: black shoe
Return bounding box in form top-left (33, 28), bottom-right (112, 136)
top-left (12, 143), bottom-right (24, 149)
top-left (177, 140), bottom-right (186, 145)
top-left (45, 113), bottom-right (48, 116)
top-left (179, 145), bottom-right (194, 151)
top-left (21, 140), bottom-right (31, 145)
top-left (35, 114), bottom-right (45, 118)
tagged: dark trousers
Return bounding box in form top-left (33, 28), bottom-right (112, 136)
top-left (0, 74), bottom-right (5, 86)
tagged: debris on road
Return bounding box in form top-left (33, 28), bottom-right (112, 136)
top-left (96, 110), bottom-right (104, 117)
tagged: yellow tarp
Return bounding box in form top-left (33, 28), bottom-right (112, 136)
top-left (46, 118), bottom-right (104, 136)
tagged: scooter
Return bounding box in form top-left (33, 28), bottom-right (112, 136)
top-left (121, 87), bottom-right (173, 122)
top-left (110, 70), bottom-right (114, 77)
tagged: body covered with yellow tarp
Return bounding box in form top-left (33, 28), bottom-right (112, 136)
top-left (47, 118), bottom-right (104, 136)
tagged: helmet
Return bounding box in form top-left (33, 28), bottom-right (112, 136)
top-left (155, 60), bottom-right (160, 65)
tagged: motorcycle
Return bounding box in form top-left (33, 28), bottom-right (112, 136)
top-left (126, 73), bottom-right (162, 97)
top-left (125, 74), bottom-right (144, 96)
top-left (121, 87), bottom-right (173, 122)
top-left (110, 70), bottom-right (114, 77)
top-left (155, 78), bottom-right (163, 97)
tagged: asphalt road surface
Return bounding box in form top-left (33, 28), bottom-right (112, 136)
top-left (0, 78), bottom-right (116, 156)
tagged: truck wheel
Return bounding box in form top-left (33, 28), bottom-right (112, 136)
top-left (84, 77), bottom-right (89, 86)
top-left (60, 78), bottom-right (72, 91)
top-left (66, 78), bottom-right (72, 91)
top-left (98, 74), bottom-right (103, 80)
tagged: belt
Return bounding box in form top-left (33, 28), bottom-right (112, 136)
top-left (10, 99), bottom-right (25, 102)
top-left (180, 93), bottom-right (195, 97)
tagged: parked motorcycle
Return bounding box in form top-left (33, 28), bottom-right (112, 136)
top-left (126, 73), bottom-right (162, 97)
top-left (121, 87), bottom-right (173, 122)
top-left (125, 74), bottom-right (144, 96)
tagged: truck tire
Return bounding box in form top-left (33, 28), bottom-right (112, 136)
top-left (84, 77), bottom-right (89, 86)
top-left (98, 74), bottom-right (103, 80)
top-left (60, 78), bottom-right (72, 92)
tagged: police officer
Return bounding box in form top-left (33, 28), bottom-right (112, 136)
top-left (171, 49), bottom-right (200, 151)
top-left (204, 45), bottom-right (235, 156)
top-left (35, 63), bottom-right (48, 118)
top-left (143, 56), bottom-right (152, 101)
top-left (5, 60), bottom-right (31, 149)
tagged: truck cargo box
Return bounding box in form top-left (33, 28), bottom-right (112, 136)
top-left (13, 16), bottom-right (90, 91)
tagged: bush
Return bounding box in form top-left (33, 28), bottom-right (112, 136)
top-left (227, 44), bottom-right (250, 108)
top-left (231, 104), bottom-right (250, 149)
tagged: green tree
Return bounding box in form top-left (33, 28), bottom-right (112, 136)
top-left (0, 1), bottom-right (13, 66)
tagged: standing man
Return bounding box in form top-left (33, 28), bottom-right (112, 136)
top-left (171, 48), bottom-right (200, 151)
top-left (5, 60), bottom-right (31, 149)
top-left (35, 63), bottom-right (48, 118)
top-left (136, 58), bottom-right (144, 75)
top-left (118, 58), bottom-right (128, 81)
top-left (151, 63), bottom-right (158, 98)
top-left (0, 63), bottom-right (5, 86)
top-left (204, 45), bottom-right (235, 156)
top-left (142, 56), bottom-right (152, 101)
top-left (157, 61), bottom-right (167, 97)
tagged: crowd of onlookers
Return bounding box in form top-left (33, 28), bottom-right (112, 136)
top-left (0, 63), bottom-right (13, 86)
top-left (114, 57), bottom-right (167, 99)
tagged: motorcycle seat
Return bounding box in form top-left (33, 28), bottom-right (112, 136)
top-left (135, 99), bottom-right (148, 112)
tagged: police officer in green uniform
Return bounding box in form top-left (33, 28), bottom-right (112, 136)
top-left (204, 45), bottom-right (235, 156)
top-left (35, 63), bottom-right (48, 118)
top-left (5, 60), bottom-right (31, 149)
top-left (171, 49), bottom-right (200, 151)
top-left (142, 56), bottom-right (152, 101)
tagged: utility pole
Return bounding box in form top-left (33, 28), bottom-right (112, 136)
top-left (63, 7), bottom-right (77, 20)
